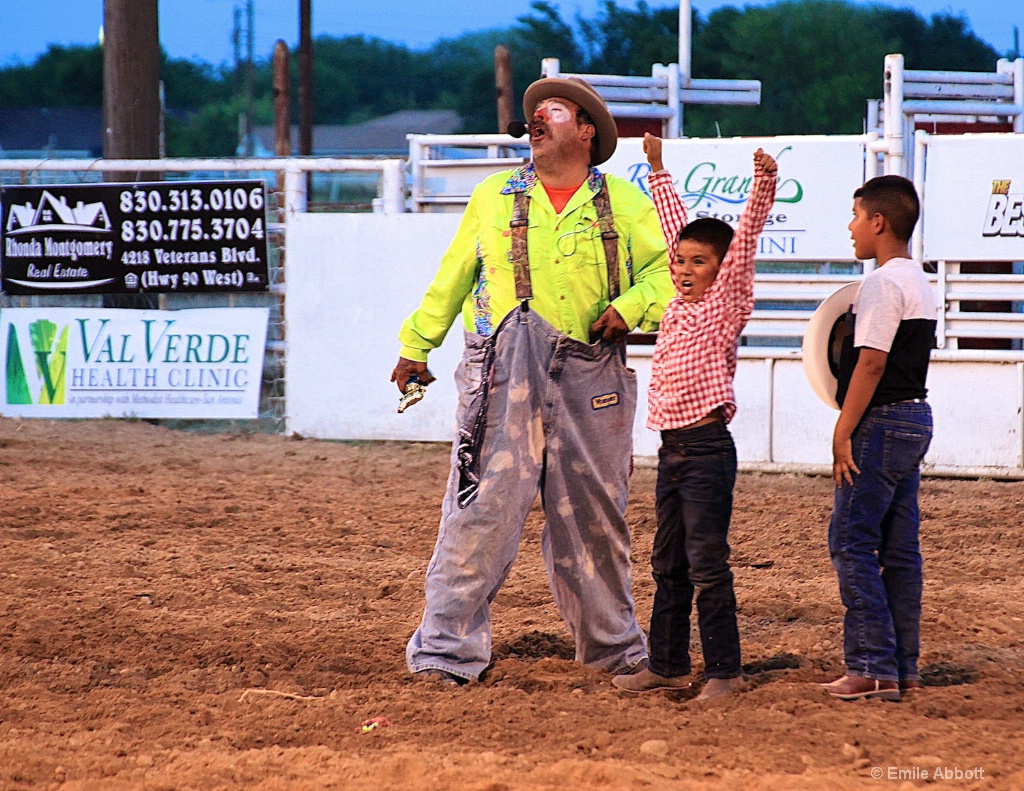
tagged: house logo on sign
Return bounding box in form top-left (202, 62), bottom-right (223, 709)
top-left (4, 191), bottom-right (112, 235)
top-left (982, 180), bottom-right (1024, 237)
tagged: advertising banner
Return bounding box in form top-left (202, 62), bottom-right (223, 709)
top-left (922, 135), bottom-right (1024, 262)
top-left (0, 307), bottom-right (268, 419)
top-left (1, 180), bottom-right (270, 294)
top-left (603, 136), bottom-right (867, 262)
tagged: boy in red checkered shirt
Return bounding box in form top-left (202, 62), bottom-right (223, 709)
top-left (614, 135), bottom-right (776, 699)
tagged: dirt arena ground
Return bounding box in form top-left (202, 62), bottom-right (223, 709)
top-left (1, 418), bottom-right (1022, 790)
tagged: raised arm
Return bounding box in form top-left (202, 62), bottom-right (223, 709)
top-left (714, 148), bottom-right (777, 311)
top-left (644, 133), bottom-right (688, 254)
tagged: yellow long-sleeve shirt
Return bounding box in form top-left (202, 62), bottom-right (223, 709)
top-left (398, 164), bottom-right (673, 362)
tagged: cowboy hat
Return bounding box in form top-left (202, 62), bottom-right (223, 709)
top-left (801, 282), bottom-right (859, 410)
top-left (523, 77), bottom-right (617, 166)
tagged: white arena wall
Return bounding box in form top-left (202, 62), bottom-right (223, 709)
top-left (2, 130), bottom-right (1021, 477)
top-left (285, 211), bottom-right (1024, 478)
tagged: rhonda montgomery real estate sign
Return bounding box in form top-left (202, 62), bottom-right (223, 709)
top-left (0, 307), bottom-right (268, 419)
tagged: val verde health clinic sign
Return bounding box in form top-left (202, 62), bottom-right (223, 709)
top-left (0, 307), bottom-right (268, 419)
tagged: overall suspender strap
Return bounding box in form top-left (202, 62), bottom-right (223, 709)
top-left (510, 191), bottom-right (532, 305)
top-left (592, 177), bottom-right (621, 302)
top-left (510, 177), bottom-right (619, 306)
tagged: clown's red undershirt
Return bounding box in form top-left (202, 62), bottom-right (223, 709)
top-left (543, 181), bottom-right (584, 214)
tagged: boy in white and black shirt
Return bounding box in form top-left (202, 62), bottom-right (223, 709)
top-left (835, 256), bottom-right (936, 408)
top-left (821, 175), bottom-right (937, 703)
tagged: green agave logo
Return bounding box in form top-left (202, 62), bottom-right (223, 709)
top-left (5, 319), bottom-right (69, 405)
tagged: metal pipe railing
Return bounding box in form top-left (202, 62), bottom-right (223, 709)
top-left (0, 157), bottom-right (408, 215)
top-left (903, 69), bottom-right (1014, 85)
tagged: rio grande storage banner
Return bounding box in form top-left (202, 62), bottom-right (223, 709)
top-left (603, 136), bottom-right (867, 261)
top-left (1, 180), bottom-right (269, 295)
top-left (922, 135), bottom-right (1024, 262)
top-left (0, 307), bottom-right (268, 419)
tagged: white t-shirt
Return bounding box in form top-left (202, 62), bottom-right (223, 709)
top-left (853, 257), bottom-right (937, 352)
top-left (835, 256), bottom-right (938, 408)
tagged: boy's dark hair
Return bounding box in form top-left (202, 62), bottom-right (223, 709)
top-left (677, 217), bottom-right (735, 263)
top-left (853, 175), bottom-right (920, 242)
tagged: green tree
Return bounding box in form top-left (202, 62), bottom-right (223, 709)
top-left (579, 1), bottom-right (678, 76)
top-left (163, 55), bottom-right (271, 156)
top-left (424, 30), bottom-right (508, 132)
top-left (417, 0), bottom-right (588, 135)
top-left (311, 36), bottom-right (431, 124)
top-left (0, 0), bottom-right (1008, 152)
top-left (165, 101), bottom-right (240, 157)
top-left (687, 1), bottom-right (888, 135)
top-left (514, 1), bottom-right (583, 72)
top-left (161, 58), bottom-right (234, 108)
top-left (872, 8), bottom-right (999, 71)
top-left (0, 45), bottom-right (103, 107)
top-left (683, 0), bottom-right (999, 136)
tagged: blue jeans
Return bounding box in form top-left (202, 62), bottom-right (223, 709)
top-left (649, 421), bottom-right (741, 679)
top-left (829, 401), bottom-right (933, 683)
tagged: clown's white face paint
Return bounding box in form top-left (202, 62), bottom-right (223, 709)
top-left (533, 99), bottom-right (573, 126)
top-left (530, 97), bottom-right (591, 172)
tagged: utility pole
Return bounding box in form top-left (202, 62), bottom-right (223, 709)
top-left (495, 45), bottom-right (514, 133)
top-left (273, 40), bottom-right (291, 218)
top-left (299, 0), bottom-right (313, 157)
top-left (233, 0), bottom-right (255, 156)
top-left (102, 0), bottom-right (160, 306)
top-left (103, 0), bottom-right (161, 176)
top-left (273, 42), bottom-right (292, 158)
top-left (233, 6), bottom-right (242, 92)
top-left (245, 0), bottom-right (255, 156)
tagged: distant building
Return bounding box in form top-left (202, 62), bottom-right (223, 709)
top-left (0, 108), bottom-right (104, 158)
top-left (0, 107), bottom-right (196, 160)
top-left (252, 109), bottom-right (463, 157)
top-left (1, 107), bottom-right (464, 160)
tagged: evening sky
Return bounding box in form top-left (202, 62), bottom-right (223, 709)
top-left (0, 0), bottom-right (1019, 68)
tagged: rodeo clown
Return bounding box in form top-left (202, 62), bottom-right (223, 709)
top-left (391, 76), bottom-right (674, 685)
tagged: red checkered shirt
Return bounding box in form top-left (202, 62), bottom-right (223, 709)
top-left (646, 164), bottom-right (776, 430)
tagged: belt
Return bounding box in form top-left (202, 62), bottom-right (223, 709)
top-left (673, 408), bottom-right (725, 432)
top-left (684, 414), bottom-right (724, 429)
top-left (891, 397), bottom-right (926, 405)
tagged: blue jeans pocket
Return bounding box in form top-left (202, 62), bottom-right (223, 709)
top-left (882, 427), bottom-right (931, 478)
